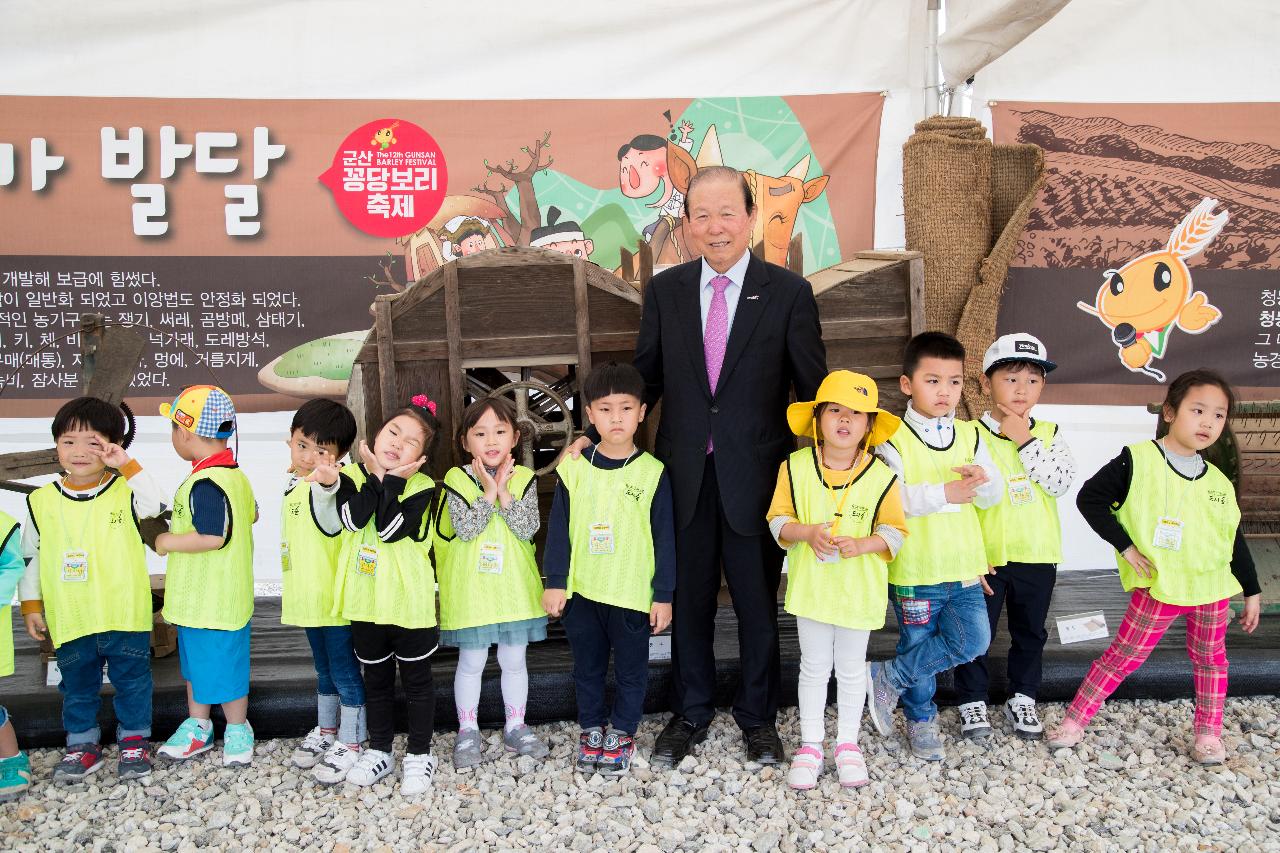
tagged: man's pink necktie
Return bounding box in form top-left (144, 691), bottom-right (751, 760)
top-left (704, 275), bottom-right (731, 452)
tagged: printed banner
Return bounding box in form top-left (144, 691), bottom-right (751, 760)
top-left (992, 102), bottom-right (1280, 404)
top-left (0, 93), bottom-right (883, 415)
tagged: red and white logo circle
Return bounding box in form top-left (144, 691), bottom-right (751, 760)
top-left (319, 118), bottom-right (448, 238)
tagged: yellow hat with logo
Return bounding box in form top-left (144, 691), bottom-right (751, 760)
top-left (786, 370), bottom-right (901, 446)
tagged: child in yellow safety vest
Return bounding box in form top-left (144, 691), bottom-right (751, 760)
top-left (542, 362), bottom-right (676, 777)
top-left (311, 393), bottom-right (442, 797)
top-left (153, 385), bottom-right (257, 768)
top-left (0, 511), bottom-right (31, 801)
top-left (20, 397), bottom-right (168, 784)
top-left (953, 334), bottom-right (1076, 742)
top-left (278, 399), bottom-right (367, 784)
top-left (435, 396), bottom-right (549, 769)
top-left (1049, 369), bottom-right (1262, 765)
top-left (768, 371), bottom-right (908, 791)
top-left (866, 332), bottom-right (1005, 762)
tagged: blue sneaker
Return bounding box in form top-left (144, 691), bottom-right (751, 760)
top-left (865, 662), bottom-right (900, 737)
top-left (0, 753), bottom-right (31, 802)
top-left (907, 718), bottom-right (946, 762)
top-left (222, 722), bottom-right (254, 767)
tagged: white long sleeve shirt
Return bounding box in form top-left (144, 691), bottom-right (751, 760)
top-left (978, 412), bottom-right (1077, 498)
top-left (874, 403), bottom-right (1003, 518)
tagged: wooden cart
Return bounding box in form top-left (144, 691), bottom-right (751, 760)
top-left (346, 246), bottom-right (924, 478)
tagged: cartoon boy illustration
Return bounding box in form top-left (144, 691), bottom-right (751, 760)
top-left (441, 217), bottom-right (491, 259)
top-left (1077, 197), bottom-right (1228, 382)
top-left (530, 207), bottom-right (594, 259)
top-left (617, 120), bottom-right (695, 242)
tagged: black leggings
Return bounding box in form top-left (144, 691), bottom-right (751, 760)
top-left (350, 621), bottom-right (438, 754)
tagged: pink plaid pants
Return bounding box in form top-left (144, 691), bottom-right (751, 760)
top-left (1064, 588), bottom-right (1230, 738)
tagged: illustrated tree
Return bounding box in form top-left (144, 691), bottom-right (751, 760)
top-left (471, 131), bottom-right (554, 246)
top-left (365, 250), bottom-right (406, 293)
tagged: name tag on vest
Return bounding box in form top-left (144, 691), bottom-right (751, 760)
top-left (1006, 474), bottom-right (1036, 507)
top-left (356, 544), bottom-right (378, 576)
top-left (62, 550), bottom-right (89, 583)
top-left (478, 541), bottom-right (503, 574)
top-left (589, 522), bottom-right (615, 555)
top-left (1152, 516), bottom-right (1184, 551)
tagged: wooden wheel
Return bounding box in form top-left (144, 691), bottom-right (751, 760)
top-left (487, 379), bottom-right (576, 475)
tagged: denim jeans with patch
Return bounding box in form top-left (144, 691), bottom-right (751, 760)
top-left (886, 581), bottom-right (991, 722)
top-left (55, 630), bottom-right (153, 746)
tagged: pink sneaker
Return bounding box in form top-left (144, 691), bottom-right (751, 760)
top-left (1046, 719), bottom-right (1085, 749)
top-left (834, 742), bottom-right (868, 788)
top-left (786, 745), bottom-right (823, 790)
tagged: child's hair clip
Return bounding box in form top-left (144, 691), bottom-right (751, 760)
top-left (411, 394), bottom-right (438, 416)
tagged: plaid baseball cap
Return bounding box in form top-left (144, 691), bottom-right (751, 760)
top-left (160, 385), bottom-right (237, 439)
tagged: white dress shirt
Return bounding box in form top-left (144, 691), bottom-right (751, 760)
top-left (874, 403), bottom-right (1004, 518)
top-left (698, 250), bottom-right (751, 338)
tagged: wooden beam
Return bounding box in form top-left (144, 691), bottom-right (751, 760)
top-left (907, 256), bottom-right (926, 336)
top-left (619, 246), bottom-right (635, 283)
top-left (442, 261), bottom-right (466, 443)
top-left (787, 233), bottom-right (803, 275)
top-left (821, 317), bottom-right (911, 340)
top-left (572, 257), bottom-right (593, 378)
top-left (0, 449), bottom-right (60, 483)
top-left (638, 241), bottom-right (653, 292)
top-left (374, 297), bottom-right (399, 422)
top-left (355, 331), bottom-right (639, 365)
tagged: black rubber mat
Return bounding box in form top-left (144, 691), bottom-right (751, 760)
top-left (6, 572), bottom-right (1278, 747)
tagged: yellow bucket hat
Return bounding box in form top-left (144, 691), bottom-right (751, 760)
top-left (786, 370), bottom-right (901, 447)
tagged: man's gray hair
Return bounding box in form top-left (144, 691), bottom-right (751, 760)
top-left (683, 166), bottom-right (755, 217)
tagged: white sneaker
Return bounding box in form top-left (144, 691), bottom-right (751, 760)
top-left (291, 727), bottom-right (334, 769)
top-left (346, 748), bottom-right (394, 786)
top-left (401, 753), bottom-right (437, 796)
top-left (786, 745), bottom-right (823, 791)
top-left (312, 742), bottom-right (360, 785)
top-left (958, 702), bottom-right (993, 740)
top-left (1004, 694), bottom-right (1044, 739)
top-left (834, 742), bottom-right (869, 788)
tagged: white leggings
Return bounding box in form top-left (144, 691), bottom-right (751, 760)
top-left (454, 643), bottom-right (529, 730)
top-left (796, 616), bottom-right (870, 746)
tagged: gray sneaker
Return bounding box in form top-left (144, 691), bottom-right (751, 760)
top-left (865, 662), bottom-right (900, 737)
top-left (907, 718), bottom-right (946, 762)
top-left (503, 724), bottom-right (550, 759)
top-left (453, 728), bottom-right (485, 769)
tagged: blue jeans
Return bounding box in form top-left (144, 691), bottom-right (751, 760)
top-left (305, 625), bottom-right (365, 707)
top-left (560, 595), bottom-right (651, 735)
top-left (886, 581), bottom-right (991, 722)
top-left (55, 630), bottom-right (152, 746)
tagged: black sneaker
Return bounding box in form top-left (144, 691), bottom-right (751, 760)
top-left (52, 743), bottom-right (104, 783)
top-left (596, 730), bottom-right (635, 776)
top-left (576, 728), bottom-right (604, 773)
top-left (117, 736), bottom-right (153, 780)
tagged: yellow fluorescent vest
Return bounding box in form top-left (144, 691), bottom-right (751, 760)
top-left (887, 420), bottom-right (987, 586)
top-left (162, 465), bottom-right (256, 631)
top-left (435, 465), bottom-right (544, 632)
top-left (783, 448), bottom-right (896, 630)
top-left (332, 464), bottom-right (438, 629)
top-left (557, 451), bottom-right (664, 614)
top-left (280, 477), bottom-right (347, 628)
top-left (28, 477), bottom-right (151, 647)
top-left (1116, 441), bottom-right (1242, 606)
top-left (976, 420), bottom-right (1063, 566)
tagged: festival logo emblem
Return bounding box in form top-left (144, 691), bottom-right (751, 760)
top-left (319, 118), bottom-right (448, 238)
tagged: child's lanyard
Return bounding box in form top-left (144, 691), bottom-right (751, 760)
top-left (57, 471), bottom-right (110, 552)
top-left (817, 446), bottom-right (861, 536)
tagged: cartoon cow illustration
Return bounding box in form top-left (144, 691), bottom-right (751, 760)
top-left (1077, 197), bottom-right (1229, 382)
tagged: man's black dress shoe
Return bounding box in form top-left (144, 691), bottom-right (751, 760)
top-left (651, 716), bottom-right (709, 765)
top-left (743, 725), bottom-right (786, 765)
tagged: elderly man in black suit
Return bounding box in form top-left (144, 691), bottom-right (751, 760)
top-left (570, 166), bottom-right (827, 765)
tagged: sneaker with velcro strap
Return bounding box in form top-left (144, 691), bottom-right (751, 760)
top-left (346, 748), bottom-right (394, 786)
top-left (958, 701), bottom-right (993, 740)
top-left (313, 742), bottom-right (360, 785)
top-left (401, 752), bottom-right (437, 796)
top-left (291, 726), bottom-right (334, 769)
top-left (52, 743), bottom-right (104, 783)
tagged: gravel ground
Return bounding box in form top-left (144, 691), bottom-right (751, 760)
top-left (3, 696), bottom-right (1279, 852)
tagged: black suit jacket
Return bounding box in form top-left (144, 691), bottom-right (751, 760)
top-left (633, 253), bottom-right (827, 534)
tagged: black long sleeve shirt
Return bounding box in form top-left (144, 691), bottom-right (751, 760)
top-left (1075, 445), bottom-right (1260, 597)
